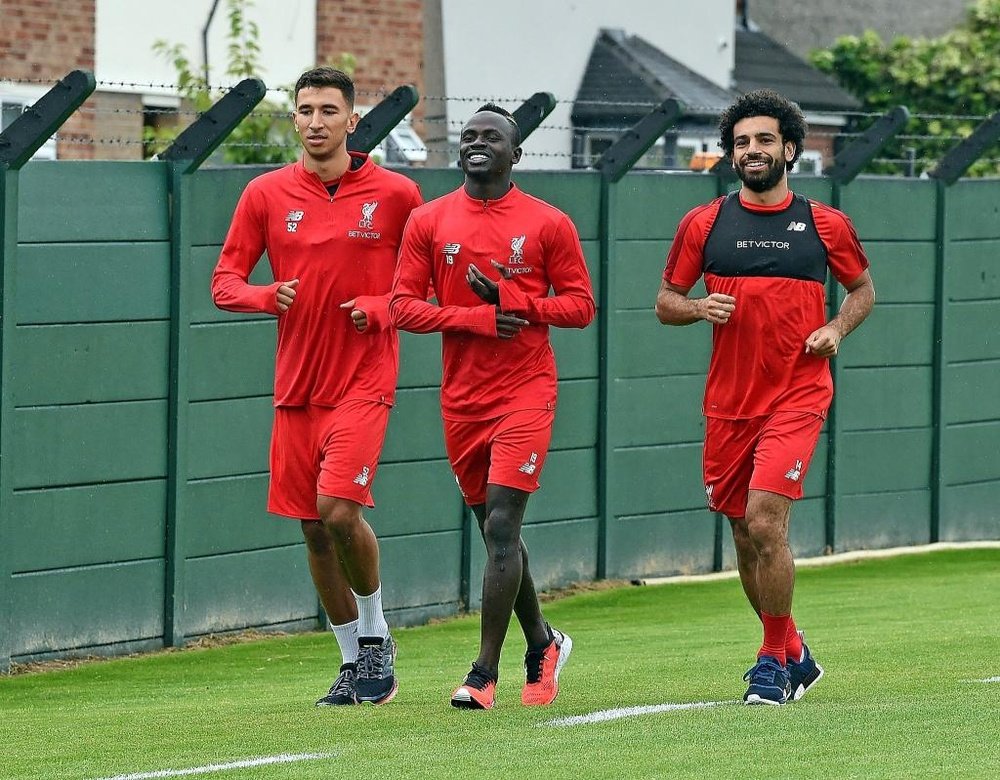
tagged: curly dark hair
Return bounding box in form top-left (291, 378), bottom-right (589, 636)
top-left (718, 89), bottom-right (807, 171)
top-left (474, 102), bottom-right (521, 147)
top-left (294, 67), bottom-right (355, 107)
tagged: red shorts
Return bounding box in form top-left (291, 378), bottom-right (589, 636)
top-left (703, 410), bottom-right (824, 519)
top-left (444, 409), bottom-right (555, 506)
top-left (268, 400), bottom-right (391, 519)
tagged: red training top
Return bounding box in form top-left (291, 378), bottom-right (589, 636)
top-left (212, 153), bottom-right (423, 407)
top-left (663, 190), bottom-right (869, 419)
top-left (390, 184), bottom-right (595, 421)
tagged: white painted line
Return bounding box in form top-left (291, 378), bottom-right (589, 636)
top-left (92, 752), bottom-right (335, 780)
top-left (639, 541), bottom-right (1000, 586)
top-left (543, 700), bottom-right (736, 727)
top-left (964, 676), bottom-right (1000, 684)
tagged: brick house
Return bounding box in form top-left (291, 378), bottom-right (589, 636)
top-left (0, 0), bottom-right (426, 161)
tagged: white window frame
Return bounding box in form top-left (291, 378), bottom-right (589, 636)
top-left (792, 149), bottom-right (823, 175)
top-left (0, 82), bottom-right (57, 161)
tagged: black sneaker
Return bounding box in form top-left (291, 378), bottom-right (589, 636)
top-left (315, 663), bottom-right (357, 707)
top-left (355, 634), bottom-right (397, 704)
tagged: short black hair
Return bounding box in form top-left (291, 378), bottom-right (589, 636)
top-left (294, 67), bottom-right (355, 107)
top-left (473, 102), bottom-right (521, 147)
top-left (718, 89), bottom-right (807, 171)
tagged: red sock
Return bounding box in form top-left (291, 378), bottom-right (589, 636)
top-left (759, 612), bottom-right (789, 665)
top-left (785, 616), bottom-right (803, 662)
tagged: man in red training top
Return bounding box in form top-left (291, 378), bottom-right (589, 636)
top-left (212, 67), bottom-right (422, 707)
top-left (390, 104), bottom-right (595, 710)
top-left (656, 89), bottom-right (874, 706)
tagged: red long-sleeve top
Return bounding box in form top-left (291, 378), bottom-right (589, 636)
top-left (390, 184), bottom-right (595, 421)
top-left (212, 154), bottom-right (422, 407)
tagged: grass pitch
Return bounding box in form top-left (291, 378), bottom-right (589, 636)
top-left (3, 548), bottom-right (998, 780)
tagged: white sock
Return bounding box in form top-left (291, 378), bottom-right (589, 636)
top-left (329, 619), bottom-right (359, 664)
top-left (353, 586), bottom-right (389, 639)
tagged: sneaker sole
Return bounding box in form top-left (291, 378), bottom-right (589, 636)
top-left (450, 688), bottom-right (494, 710)
top-left (792, 662), bottom-right (825, 702)
top-left (315, 697), bottom-right (357, 707)
top-left (356, 679), bottom-right (398, 706)
top-left (744, 693), bottom-right (788, 706)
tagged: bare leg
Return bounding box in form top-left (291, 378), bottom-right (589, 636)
top-left (473, 485), bottom-right (548, 678)
top-left (728, 516), bottom-right (762, 618)
top-left (471, 499), bottom-right (548, 653)
top-left (744, 490), bottom-right (794, 616)
top-left (315, 496), bottom-right (381, 596)
top-left (301, 519), bottom-right (357, 625)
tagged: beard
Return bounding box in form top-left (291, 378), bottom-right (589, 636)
top-left (736, 154), bottom-right (787, 193)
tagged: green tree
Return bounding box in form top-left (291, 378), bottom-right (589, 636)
top-left (810, 0), bottom-right (1000, 177)
top-left (148, 0), bottom-right (356, 164)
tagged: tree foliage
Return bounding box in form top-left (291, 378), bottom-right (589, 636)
top-left (810, 0), bottom-right (1000, 177)
top-left (147, 0), bottom-right (356, 165)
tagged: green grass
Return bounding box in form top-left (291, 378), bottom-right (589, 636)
top-left (3, 549), bottom-right (999, 780)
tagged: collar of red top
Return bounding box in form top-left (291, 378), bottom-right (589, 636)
top-left (295, 151), bottom-right (372, 191)
top-left (460, 181), bottom-right (519, 208)
top-left (737, 189), bottom-right (794, 213)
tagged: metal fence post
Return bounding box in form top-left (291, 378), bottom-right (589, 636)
top-left (925, 112), bottom-right (1000, 542)
top-left (512, 92), bottom-right (557, 145)
top-left (927, 110), bottom-right (1000, 185)
top-left (0, 70), bottom-right (96, 672)
top-left (594, 99), bottom-right (684, 577)
top-left (160, 78), bottom-right (267, 647)
top-left (346, 85), bottom-right (420, 154)
top-left (825, 106), bottom-right (910, 185)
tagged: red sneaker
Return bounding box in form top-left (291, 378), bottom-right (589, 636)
top-left (521, 627), bottom-right (573, 706)
top-left (450, 663), bottom-right (497, 710)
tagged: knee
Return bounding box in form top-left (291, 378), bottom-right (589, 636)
top-left (316, 496), bottom-right (362, 538)
top-left (301, 519), bottom-right (333, 554)
top-left (482, 508), bottom-right (520, 550)
top-left (744, 512), bottom-right (786, 555)
top-left (729, 519), bottom-right (756, 558)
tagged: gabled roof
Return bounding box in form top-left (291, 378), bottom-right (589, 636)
top-left (734, 27), bottom-right (860, 112)
top-left (572, 28), bottom-right (737, 125)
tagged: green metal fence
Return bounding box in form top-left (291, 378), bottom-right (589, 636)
top-left (2, 147), bottom-right (999, 671)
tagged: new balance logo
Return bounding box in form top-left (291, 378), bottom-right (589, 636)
top-left (353, 466), bottom-right (371, 487)
top-left (786, 221), bottom-right (807, 232)
top-left (286, 210), bottom-right (304, 233)
top-left (518, 452), bottom-right (539, 475)
top-left (442, 242), bottom-right (461, 265)
top-left (784, 460), bottom-right (803, 481)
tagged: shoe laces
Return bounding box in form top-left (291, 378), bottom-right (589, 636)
top-left (328, 665), bottom-right (355, 697)
top-left (524, 646), bottom-right (548, 684)
top-left (744, 656), bottom-right (784, 683)
top-left (356, 640), bottom-right (388, 679)
top-left (464, 663), bottom-right (496, 691)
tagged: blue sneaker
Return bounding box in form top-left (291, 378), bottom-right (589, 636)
top-left (787, 631), bottom-right (824, 701)
top-left (743, 655), bottom-right (791, 706)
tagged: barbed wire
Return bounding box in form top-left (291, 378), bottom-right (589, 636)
top-left (22, 103), bottom-right (988, 146)
top-left (3, 76), bottom-right (997, 125)
top-left (44, 132), bottom-right (999, 167)
top-left (6, 77), bottom-right (996, 172)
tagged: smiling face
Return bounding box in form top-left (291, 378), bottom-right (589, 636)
top-left (731, 115), bottom-right (794, 193)
top-left (459, 111), bottom-right (522, 182)
top-left (292, 86), bottom-right (358, 167)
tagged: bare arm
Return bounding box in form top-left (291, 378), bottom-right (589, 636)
top-left (804, 269), bottom-right (875, 357)
top-left (655, 279), bottom-right (735, 326)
